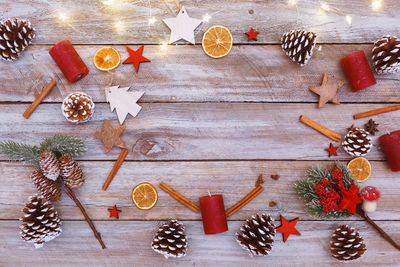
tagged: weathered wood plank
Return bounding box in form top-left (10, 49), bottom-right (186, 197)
top-left (1, 161), bottom-right (398, 220)
top-left (0, 103), bottom-right (398, 161)
top-left (1, 45), bottom-right (399, 103)
top-left (1, 220), bottom-right (399, 266)
top-left (1, 0), bottom-right (399, 44)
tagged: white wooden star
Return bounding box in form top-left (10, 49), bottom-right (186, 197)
top-left (163, 6), bottom-right (202, 44)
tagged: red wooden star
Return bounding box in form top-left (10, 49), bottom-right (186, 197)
top-left (245, 28), bottom-right (259, 41)
top-left (108, 205), bottom-right (121, 219)
top-left (337, 185), bottom-right (362, 215)
top-left (123, 45), bottom-right (150, 72)
top-left (325, 143), bottom-right (339, 157)
top-left (276, 215), bottom-right (301, 242)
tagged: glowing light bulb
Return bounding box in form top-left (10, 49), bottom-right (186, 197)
top-left (345, 15), bottom-right (352, 25)
top-left (320, 2), bottom-right (330, 12)
top-left (160, 42), bottom-right (168, 50)
top-left (103, 0), bottom-right (114, 5)
top-left (288, 0), bottom-right (298, 5)
top-left (372, 0), bottom-right (382, 11)
top-left (148, 17), bottom-right (156, 25)
top-left (58, 13), bottom-right (68, 21)
top-left (114, 21), bottom-right (124, 30)
top-left (202, 13), bottom-right (211, 22)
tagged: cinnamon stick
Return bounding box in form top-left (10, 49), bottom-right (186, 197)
top-left (59, 178), bottom-right (106, 249)
top-left (102, 148), bottom-right (129, 191)
top-left (353, 105), bottom-right (400, 120)
top-left (299, 115), bottom-right (342, 142)
top-left (22, 80), bottom-right (56, 119)
top-left (159, 182), bottom-right (200, 213)
top-left (226, 185), bottom-right (264, 217)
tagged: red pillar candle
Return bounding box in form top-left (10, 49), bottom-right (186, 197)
top-left (341, 50), bottom-right (376, 92)
top-left (379, 130), bottom-right (400, 172)
top-left (199, 194), bottom-right (228, 234)
top-left (49, 40), bottom-right (89, 83)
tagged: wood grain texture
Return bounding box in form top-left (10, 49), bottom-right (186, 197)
top-left (1, 161), bottom-right (398, 221)
top-left (1, 45), bottom-right (400, 103)
top-left (1, 0), bottom-right (399, 44)
top-left (1, 220), bottom-right (399, 266)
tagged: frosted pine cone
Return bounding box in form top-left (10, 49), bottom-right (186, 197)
top-left (151, 220), bottom-right (187, 259)
top-left (31, 170), bottom-right (62, 201)
top-left (62, 92), bottom-right (95, 124)
top-left (39, 150), bottom-right (60, 181)
top-left (59, 155), bottom-right (85, 189)
top-left (20, 194), bottom-right (62, 248)
top-left (281, 30), bottom-right (317, 66)
top-left (330, 225), bottom-right (366, 261)
top-left (342, 127), bottom-right (372, 157)
top-left (0, 18), bottom-right (35, 61)
top-left (236, 213), bottom-right (276, 256)
top-left (372, 36), bottom-right (400, 74)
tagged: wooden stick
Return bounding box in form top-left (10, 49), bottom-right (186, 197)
top-left (353, 105), bottom-right (400, 120)
top-left (299, 115), bottom-right (342, 142)
top-left (59, 178), bottom-right (106, 249)
top-left (102, 148), bottom-right (129, 191)
top-left (22, 80), bottom-right (56, 119)
top-left (159, 181), bottom-right (200, 213)
top-left (226, 185), bottom-right (264, 217)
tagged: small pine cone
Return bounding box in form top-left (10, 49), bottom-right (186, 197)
top-left (39, 150), bottom-right (60, 181)
top-left (281, 30), bottom-right (317, 66)
top-left (342, 127), bottom-right (372, 157)
top-left (151, 220), bottom-right (187, 259)
top-left (236, 213), bottom-right (276, 256)
top-left (62, 92), bottom-right (95, 124)
top-left (372, 36), bottom-right (400, 74)
top-left (59, 155), bottom-right (85, 189)
top-left (0, 18), bottom-right (35, 61)
top-left (20, 194), bottom-right (62, 248)
top-left (31, 170), bottom-right (62, 202)
top-left (330, 225), bottom-right (366, 261)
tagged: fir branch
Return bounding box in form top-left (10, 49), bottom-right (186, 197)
top-left (0, 141), bottom-right (40, 167)
top-left (39, 134), bottom-right (86, 158)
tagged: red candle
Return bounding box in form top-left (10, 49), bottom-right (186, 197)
top-left (379, 130), bottom-right (400, 172)
top-left (199, 194), bottom-right (228, 234)
top-left (49, 40), bottom-right (89, 83)
top-left (341, 50), bottom-right (376, 92)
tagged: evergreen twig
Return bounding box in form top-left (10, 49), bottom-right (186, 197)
top-left (0, 141), bottom-right (40, 167)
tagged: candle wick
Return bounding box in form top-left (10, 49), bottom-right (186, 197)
top-left (207, 190), bottom-right (211, 197)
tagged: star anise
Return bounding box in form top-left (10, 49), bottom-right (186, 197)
top-left (364, 119), bottom-right (379, 135)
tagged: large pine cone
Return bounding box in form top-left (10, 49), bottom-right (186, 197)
top-left (62, 92), bottom-right (95, 124)
top-left (342, 127), bottom-right (372, 157)
top-left (236, 213), bottom-right (276, 256)
top-left (20, 194), bottom-right (62, 248)
top-left (59, 155), bottom-right (85, 189)
top-left (372, 36), bottom-right (400, 74)
top-left (330, 225), bottom-right (366, 261)
top-left (39, 150), bottom-right (60, 181)
top-left (31, 170), bottom-right (62, 202)
top-left (151, 220), bottom-right (187, 259)
top-left (281, 30), bottom-right (317, 66)
top-left (0, 18), bottom-right (35, 61)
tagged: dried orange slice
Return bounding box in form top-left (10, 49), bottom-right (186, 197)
top-left (132, 182), bottom-right (158, 210)
top-left (202, 25), bottom-right (233, 58)
top-left (347, 157), bottom-right (371, 182)
top-left (93, 47), bottom-right (121, 71)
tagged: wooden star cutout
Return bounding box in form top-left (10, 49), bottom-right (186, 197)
top-left (245, 28), bottom-right (259, 41)
top-left (108, 205), bottom-right (121, 219)
top-left (276, 215), bottom-right (301, 242)
top-left (309, 73), bottom-right (344, 108)
top-left (163, 6), bottom-right (202, 44)
top-left (94, 119), bottom-right (126, 154)
top-left (325, 143), bottom-right (339, 157)
top-left (122, 46), bottom-right (150, 72)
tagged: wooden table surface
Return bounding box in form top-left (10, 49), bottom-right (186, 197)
top-left (1, 0), bottom-right (400, 266)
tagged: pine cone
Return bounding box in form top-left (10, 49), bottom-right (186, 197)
top-left (236, 213), bottom-right (276, 256)
top-left (330, 225), bottom-right (366, 261)
top-left (0, 18), bottom-right (35, 61)
top-left (20, 194), bottom-right (62, 248)
top-left (62, 92), bottom-right (95, 124)
top-left (31, 170), bottom-right (62, 202)
top-left (151, 220), bottom-right (187, 259)
top-left (372, 36), bottom-right (400, 74)
top-left (39, 150), bottom-right (60, 181)
top-left (281, 30), bottom-right (317, 66)
top-left (342, 127), bottom-right (372, 157)
top-left (59, 155), bottom-right (85, 189)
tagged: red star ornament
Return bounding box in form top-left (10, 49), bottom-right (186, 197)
top-left (325, 143), bottom-right (339, 157)
top-left (108, 205), bottom-right (122, 219)
top-left (337, 185), bottom-right (362, 215)
top-left (245, 28), bottom-right (259, 41)
top-left (276, 215), bottom-right (301, 242)
top-left (123, 45), bottom-right (150, 72)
